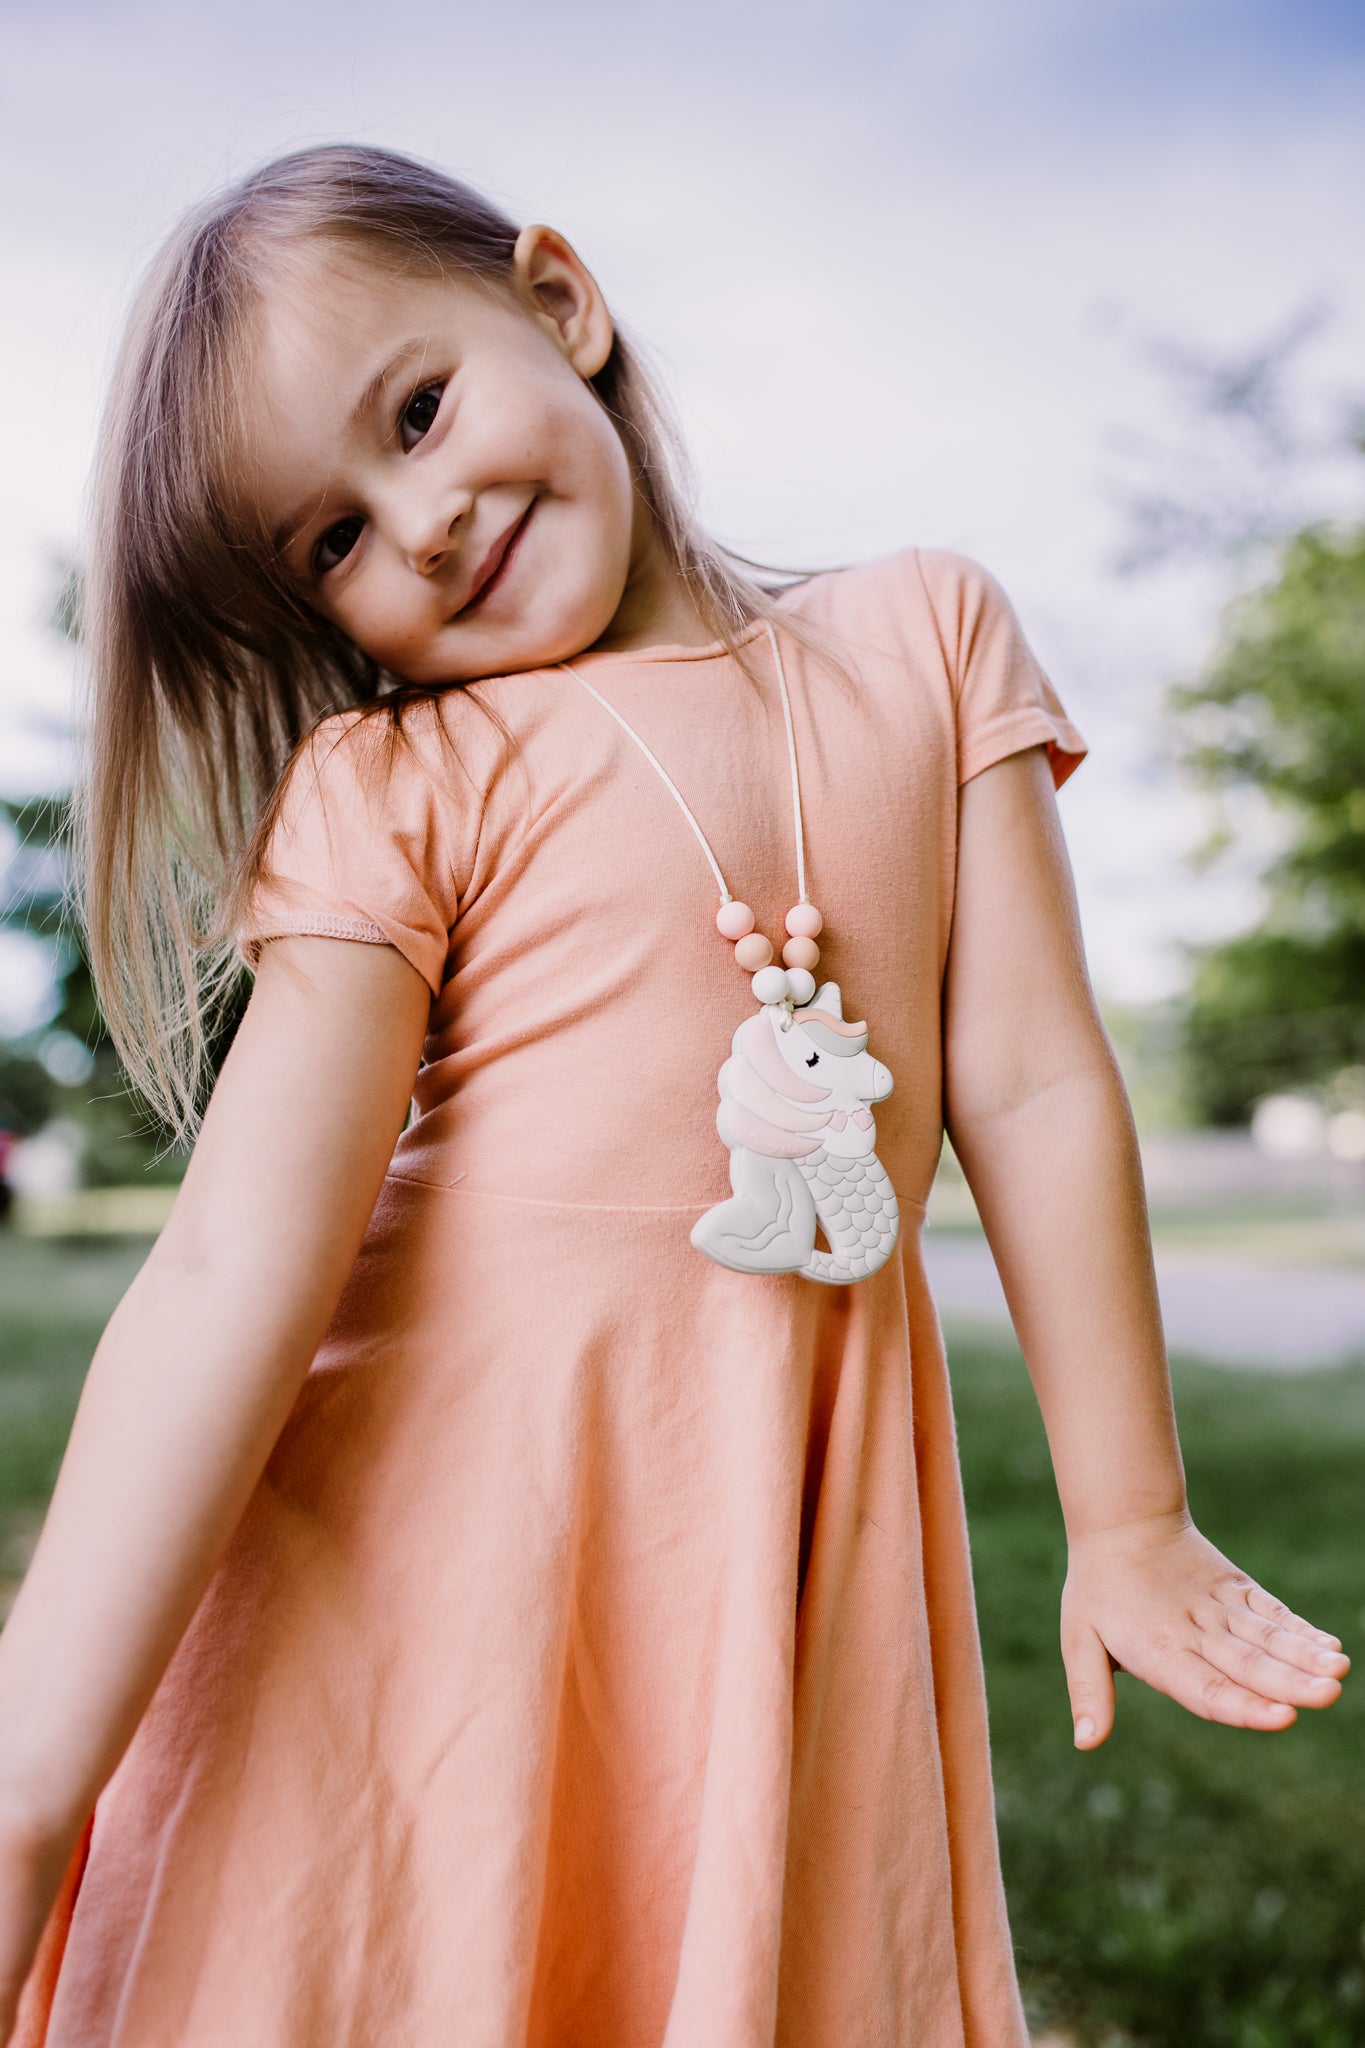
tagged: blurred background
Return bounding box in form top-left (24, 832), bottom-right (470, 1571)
top-left (0, 1), bottom-right (1361, 2040)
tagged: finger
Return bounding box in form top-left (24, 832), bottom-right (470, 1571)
top-left (1062, 1621), bottom-right (1116, 1749)
top-left (1243, 1583), bottom-right (1342, 1649)
top-left (1167, 1648), bottom-right (1297, 1730)
top-left (1223, 1604), bottom-right (1351, 1682)
top-left (1198, 1624), bottom-right (1345, 1711)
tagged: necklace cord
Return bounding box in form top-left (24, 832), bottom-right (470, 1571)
top-left (557, 620), bottom-right (809, 911)
top-left (765, 622), bottom-right (809, 904)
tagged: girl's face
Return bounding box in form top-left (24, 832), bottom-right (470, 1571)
top-left (242, 229), bottom-right (656, 683)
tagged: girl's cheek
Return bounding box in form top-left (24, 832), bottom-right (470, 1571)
top-left (336, 570), bottom-right (412, 668)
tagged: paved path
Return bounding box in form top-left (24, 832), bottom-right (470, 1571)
top-left (922, 1234), bottom-right (1365, 1372)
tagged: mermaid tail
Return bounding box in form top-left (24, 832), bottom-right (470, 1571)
top-left (690, 1146), bottom-right (817, 1276)
top-left (795, 1146), bottom-right (900, 1285)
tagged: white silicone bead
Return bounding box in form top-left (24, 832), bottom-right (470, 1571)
top-left (785, 967), bottom-right (817, 1006)
top-left (750, 965), bottom-right (791, 1005)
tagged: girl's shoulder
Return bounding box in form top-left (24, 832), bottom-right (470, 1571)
top-left (261, 690), bottom-right (503, 903)
top-left (780, 546), bottom-right (1087, 791)
top-left (279, 688), bottom-right (505, 825)
top-left (776, 545), bottom-right (1024, 656)
top-left (241, 693), bottom-right (498, 994)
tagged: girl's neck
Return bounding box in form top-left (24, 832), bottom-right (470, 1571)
top-left (586, 517), bottom-right (718, 655)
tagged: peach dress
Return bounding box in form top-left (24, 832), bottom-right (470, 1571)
top-left (18, 550), bottom-right (1084, 2048)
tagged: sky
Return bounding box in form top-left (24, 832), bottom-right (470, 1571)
top-left (1, 0), bottom-right (1362, 1026)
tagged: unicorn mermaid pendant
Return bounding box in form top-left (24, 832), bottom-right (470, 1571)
top-left (690, 982), bottom-right (899, 1284)
top-left (558, 620), bottom-right (901, 1287)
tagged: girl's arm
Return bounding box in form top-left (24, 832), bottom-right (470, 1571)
top-left (941, 746), bottom-right (1349, 1747)
top-left (0, 936), bottom-right (429, 2028)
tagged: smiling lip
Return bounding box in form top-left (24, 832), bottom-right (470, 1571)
top-left (455, 502), bottom-right (535, 617)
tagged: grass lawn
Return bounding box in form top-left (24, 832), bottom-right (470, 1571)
top-left (951, 1320), bottom-right (1365, 2047)
top-left (0, 1233), bottom-right (150, 1612)
top-left (1, 1233), bottom-right (1361, 2043)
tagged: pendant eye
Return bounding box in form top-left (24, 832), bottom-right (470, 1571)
top-left (805, 1051), bottom-right (820, 1067)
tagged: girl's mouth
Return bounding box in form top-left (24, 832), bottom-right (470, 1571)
top-left (457, 499), bottom-right (536, 618)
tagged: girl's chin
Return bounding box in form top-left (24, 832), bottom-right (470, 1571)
top-left (375, 575), bottom-right (625, 684)
top-left (466, 600), bottom-right (624, 677)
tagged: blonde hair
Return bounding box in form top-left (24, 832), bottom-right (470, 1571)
top-left (80, 143), bottom-right (841, 1145)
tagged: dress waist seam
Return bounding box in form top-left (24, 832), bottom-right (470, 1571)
top-left (383, 1169), bottom-right (929, 1219)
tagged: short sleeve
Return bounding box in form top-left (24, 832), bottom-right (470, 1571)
top-left (913, 549), bottom-right (1087, 790)
top-left (236, 709), bottom-right (463, 996)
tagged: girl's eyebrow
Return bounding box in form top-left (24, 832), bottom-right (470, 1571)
top-left (271, 335), bottom-right (429, 557)
top-left (350, 335), bottom-right (428, 429)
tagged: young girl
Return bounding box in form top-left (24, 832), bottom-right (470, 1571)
top-left (0, 144), bottom-right (1348, 2047)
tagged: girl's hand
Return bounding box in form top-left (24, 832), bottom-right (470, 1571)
top-left (1061, 1511), bottom-right (1350, 1748)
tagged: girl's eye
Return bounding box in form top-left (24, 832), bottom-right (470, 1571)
top-left (400, 382), bottom-right (444, 450)
top-left (805, 1051), bottom-right (820, 1067)
top-left (313, 516), bottom-right (364, 575)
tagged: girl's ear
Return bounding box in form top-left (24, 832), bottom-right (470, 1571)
top-left (512, 224), bottom-right (615, 379)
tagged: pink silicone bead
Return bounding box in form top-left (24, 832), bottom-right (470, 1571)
top-left (733, 931), bottom-right (775, 970)
top-left (716, 899), bottom-right (756, 940)
top-left (782, 936), bottom-right (821, 971)
top-left (785, 902), bottom-right (823, 939)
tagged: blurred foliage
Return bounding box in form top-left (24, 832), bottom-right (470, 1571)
top-left (0, 563), bottom-right (249, 1183)
top-left (0, 790), bottom-right (251, 1181)
top-left (955, 1325), bottom-right (1365, 2047)
top-left (1117, 311), bottom-right (1365, 1124)
top-left (1100, 998), bottom-right (1191, 1134)
top-left (1170, 525), bottom-right (1365, 1122)
top-left (0, 793), bottom-right (184, 1180)
top-left (1114, 304), bottom-right (1340, 577)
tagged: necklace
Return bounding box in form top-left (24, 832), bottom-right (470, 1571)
top-left (558, 620), bottom-right (899, 1286)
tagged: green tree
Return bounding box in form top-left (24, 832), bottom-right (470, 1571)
top-left (2, 553), bottom-right (255, 1179)
top-left (1170, 523), bottom-right (1365, 1122)
top-left (0, 795), bottom-right (67, 1141)
top-left (0, 556), bottom-right (188, 1180)
top-left (0, 793), bottom-right (189, 1180)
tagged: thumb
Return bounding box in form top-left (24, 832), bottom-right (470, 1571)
top-left (1062, 1621), bottom-right (1116, 1750)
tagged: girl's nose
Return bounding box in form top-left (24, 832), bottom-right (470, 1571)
top-left (393, 486), bottom-right (472, 574)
